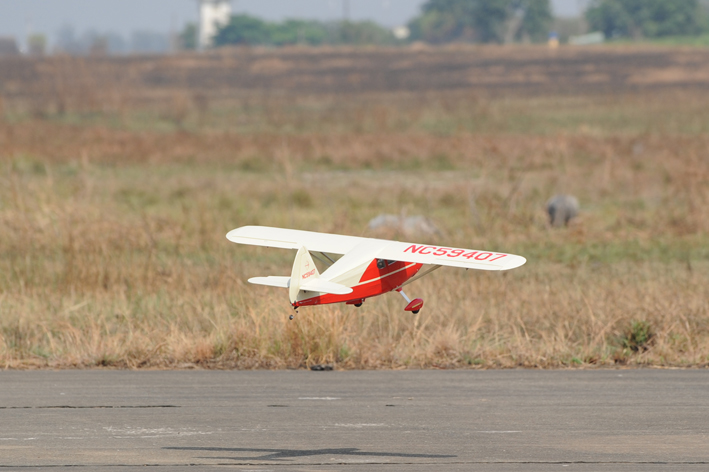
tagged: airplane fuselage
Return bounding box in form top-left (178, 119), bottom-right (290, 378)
top-left (293, 258), bottom-right (423, 307)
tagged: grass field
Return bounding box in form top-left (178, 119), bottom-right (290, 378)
top-left (2, 46), bottom-right (709, 369)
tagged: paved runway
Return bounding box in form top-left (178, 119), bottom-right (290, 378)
top-left (0, 370), bottom-right (707, 471)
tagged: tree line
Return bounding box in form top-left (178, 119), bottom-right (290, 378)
top-left (187, 0), bottom-right (709, 49)
top-left (210, 17), bottom-right (400, 47)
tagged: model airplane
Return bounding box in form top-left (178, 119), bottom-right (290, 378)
top-left (227, 226), bottom-right (526, 319)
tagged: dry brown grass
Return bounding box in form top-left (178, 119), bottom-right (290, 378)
top-left (2, 48), bottom-right (709, 369)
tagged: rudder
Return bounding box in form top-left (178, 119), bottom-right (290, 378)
top-left (289, 246), bottom-right (319, 304)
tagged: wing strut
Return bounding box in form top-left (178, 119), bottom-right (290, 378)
top-left (400, 264), bottom-right (442, 287)
top-left (310, 251), bottom-right (334, 267)
top-left (320, 252), bottom-right (336, 264)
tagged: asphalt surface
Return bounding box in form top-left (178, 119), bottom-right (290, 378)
top-left (0, 370), bottom-right (707, 471)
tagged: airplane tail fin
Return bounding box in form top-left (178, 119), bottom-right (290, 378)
top-left (289, 246), bottom-right (319, 304)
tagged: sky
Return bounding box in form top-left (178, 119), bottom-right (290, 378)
top-left (0, 0), bottom-right (591, 48)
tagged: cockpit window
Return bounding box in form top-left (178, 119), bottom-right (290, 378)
top-left (377, 259), bottom-right (397, 270)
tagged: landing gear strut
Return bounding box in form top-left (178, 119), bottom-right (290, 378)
top-left (397, 289), bottom-right (424, 314)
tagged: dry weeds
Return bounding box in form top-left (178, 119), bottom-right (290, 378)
top-left (1, 49), bottom-right (709, 369)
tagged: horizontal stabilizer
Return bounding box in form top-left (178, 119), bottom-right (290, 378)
top-left (248, 276), bottom-right (290, 289)
top-left (247, 273), bottom-right (352, 295)
top-left (300, 278), bottom-right (353, 295)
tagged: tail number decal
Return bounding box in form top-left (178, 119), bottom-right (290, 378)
top-left (302, 269), bottom-right (316, 279)
top-left (404, 245), bottom-right (507, 262)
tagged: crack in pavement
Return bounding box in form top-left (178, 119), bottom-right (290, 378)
top-left (1, 460), bottom-right (709, 468)
top-left (0, 405), bottom-right (179, 409)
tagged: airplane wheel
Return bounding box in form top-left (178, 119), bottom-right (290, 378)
top-left (289, 315), bottom-right (294, 320)
top-left (412, 310), bottom-right (420, 314)
top-left (354, 303), bottom-right (362, 307)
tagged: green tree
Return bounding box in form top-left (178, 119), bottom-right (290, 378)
top-left (179, 23), bottom-right (198, 50)
top-left (332, 20), bottom-right (398, 45)
top-left (518, 0), bottom-right (554, 42)
top-left (213, 15), bottom-right (270, 46)
top-left (268, 20), bottom-right (328, 46)
top-left (408, 0), bottom-right (552, 44)
top-left (586, 0), bottom-right (705, 39)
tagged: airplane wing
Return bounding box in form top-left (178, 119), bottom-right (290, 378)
top-left (374, 241), bottom-right (526, 271)
top-left (227, 226), bottom-right (525, 271)
top-left (227, 226), bottom-right (366, 254)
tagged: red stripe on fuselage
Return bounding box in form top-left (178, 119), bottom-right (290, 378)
top-left (294, 259), bottom-right (423, 307)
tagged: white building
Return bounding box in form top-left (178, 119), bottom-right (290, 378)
top-left (198, 0), bottom-right (231, 50)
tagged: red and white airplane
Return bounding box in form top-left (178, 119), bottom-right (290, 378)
top-left (227, 226), bottom-right (526, 319)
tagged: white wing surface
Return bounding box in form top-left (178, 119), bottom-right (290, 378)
top-left (301, 279), bottom-right (353, 295)
top-left (375, 241), bottom-right (526, 271)
top-left (228, 226), bottom-right (526, 271)
top-left (247, 276), bottom-right (352, 295)
top-left (227, 226), bottom-right (366, 254)
top-left (248, 276), bottom-right (291, 288)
